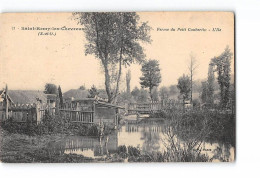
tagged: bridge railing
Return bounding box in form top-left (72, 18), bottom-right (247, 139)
top-left (127, 100), bottom-right (183, 114)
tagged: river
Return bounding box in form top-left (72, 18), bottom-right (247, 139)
top-left (48, 121), bottom-right (234, 162)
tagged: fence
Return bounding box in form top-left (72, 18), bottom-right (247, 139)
top-left (0, 103), bottom-right (56, 124)
top-left (59, 109), bottom-right (94, 124)
top-left (127, 100), bottom-right (183, 115)
top-left (59, 101), bottom-right (95, 124)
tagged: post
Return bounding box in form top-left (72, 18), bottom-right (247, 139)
top-left (35, 103), bottom-right (40, 124)
top-left (125, 103), bottom-right (129, 115)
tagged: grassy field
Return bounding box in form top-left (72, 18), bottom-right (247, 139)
top-left (0, 128), bottom-right (95, 163)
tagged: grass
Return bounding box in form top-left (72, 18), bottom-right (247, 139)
top-left (0, 128), bottom-right (94, 163)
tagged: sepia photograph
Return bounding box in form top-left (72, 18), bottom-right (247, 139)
top-left (0, 12), bottom-right (235, 163)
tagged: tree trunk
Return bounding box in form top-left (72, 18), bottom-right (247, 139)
top-left (113, 58), bottom-right (122, 103)
top-left (104, 62), bottom-right (112, 103)
top-left (149, 87), bottom-right (153, 101)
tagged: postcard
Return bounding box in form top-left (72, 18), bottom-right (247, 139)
top-left (0, 12), bottom-right (235, 163)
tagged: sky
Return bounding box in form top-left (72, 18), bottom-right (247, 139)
top-left (0, 12), bottom-right (234, 92)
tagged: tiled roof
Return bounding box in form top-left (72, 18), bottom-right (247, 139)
top-left (7, 90), bottom-right (47, 104)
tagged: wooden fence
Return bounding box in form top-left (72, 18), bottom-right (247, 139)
top-left (127, 100), bottom-right (183, 115)
top-left (59, 109), bottom-right (94, 124)
top-left (0, 103), bottom-right (56, 123)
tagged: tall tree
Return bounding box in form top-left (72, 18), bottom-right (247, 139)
top-left (207, 65), bottom-right (215, 105)
top-left (44, 83), bottom-right (58, 94)
top-left (88, 85), bottom-right (99, 98)
top-left (159, 86), bottom-right (169, 101)
top-left (138, 88), bottom-right (149, 103)
top-left (200, 81), bottom-right (208, 104)
top-left (177, 74), bottom-right (191, 103)
top-left (169, 85), bottom-right (178, 97)
top-left (126, 69), bottom-right (131, 97)
top-left (140, 60), bottom-right (162, 100)
top-left (74, 12), bottom-right (151, 103)
top-left (188, 53), bottom-right (198, 103)
top-left (151, 87), bottom-right (159, 101)
top-left (211, 46), bottom-right (232, 107)
top-left (131, 87), bottom-right (140, 102)
top-left (58, 85), bottom-right (64, 108)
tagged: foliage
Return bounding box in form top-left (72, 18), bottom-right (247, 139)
top-left (44, 83), bottom-right (58, 94)
top-left (201, 81), bottom-right (208, 103)
top-left (200, 66), bottom-right (216, 106)
top-left (0, 112), bottom-right (111, 137)
top-left (211, 46), bottom-right (232, 107)
top-left (151, 87), bottom-right (160, 101)
top-left (126, 69), bottom-right (131, 96)
top-left (169, 85), bottom-right (178, 96)
top-left (74, 12), bottom-right (151, 103)
top-left (131, 87), bottom-right (150, 103)
top-left (88, 85), bottom-right (99, 98)
top-left (140, 59), bottom-right (162, 100)
top-left (79, 85), bottom-right (86, 90)
top-left (159, 86), bottom-right (169, 101)
top-left (58, 86), bottom-right (64, 108)
top-left (207, 65), bottom-right (215, 104)
top-left (177, 74), bottom-right (191, 101)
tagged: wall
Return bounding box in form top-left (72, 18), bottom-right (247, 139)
top-left (94, 106), bottom-right (116, 124)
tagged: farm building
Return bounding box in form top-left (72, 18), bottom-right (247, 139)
top-left (1, 86), bottom-right (124, 127)
top-left (0, 87), bottom-right (56, 123)
top-left (60, 98), bottom-right (124, 127)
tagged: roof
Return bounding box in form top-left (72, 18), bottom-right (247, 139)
top-left (7, 90), bottom-right (47, 104)
top-left (63, 89), bottom-right (90, 99)
top-left (46, 94), bottom-right (57, 100)
top-left (71, 98), bottom-right (124, 109)
top-left (96, 101), bottom-right (125, 109)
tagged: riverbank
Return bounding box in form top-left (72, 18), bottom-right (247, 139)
top-left (0, 128), bottom-right (96, 163)
top-left (0, 109), bottom-right (235, 163)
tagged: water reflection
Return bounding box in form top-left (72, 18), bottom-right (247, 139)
top-left (47, 122), bottom-right (234, 162)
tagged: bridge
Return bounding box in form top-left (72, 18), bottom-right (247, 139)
top-left (126, 100), bottom-right (183, 115)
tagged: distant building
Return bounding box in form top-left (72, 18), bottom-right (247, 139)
top-left (0, 87), bottom-right (57, 122)
top-left (63, 89), bottom-right (108, 103)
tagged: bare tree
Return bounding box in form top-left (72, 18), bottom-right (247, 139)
top-left (188, 53), bottom-right (198, 103)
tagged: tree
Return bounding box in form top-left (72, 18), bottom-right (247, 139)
top-left (210, 46), bottom-right (232, 107)
top-left (88, 85), bottom-right (99, 98)
top-left (138, 88), bottom-right (149, 103)
top-left (131, 87), bottom-right (140, 102)
top-left (200, 81), bottom-right (208, 104)
top-left (188, 53), bottom-right (198, 103)
top-left (169, 85), bottom-right (178, 96)
top-left (140, 60), bottom-right (162, 100)
top-left (151, 87), bottom-right (159, 101)
top-left (79, 85), bottom-right (86, 90)
top-left (159, 86), bottom-right (169, 101)
top-left (74, 12), bottom-right (151, 103)
top-left (58, 86), bottom-right (64, 108)
top-left (207, 65), bottom-right (215, 105)
top-left (131, 87), bottom-right (149, 103)
top-left (126, 69), bottom-right (131, 97)
top-left (44, 83), bottom-right (58, 94)
top-left (177, 74), bottom-right (191, 102)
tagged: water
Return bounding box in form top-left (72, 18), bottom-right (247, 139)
top-left (48, 121), bottom-right (234, 162)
